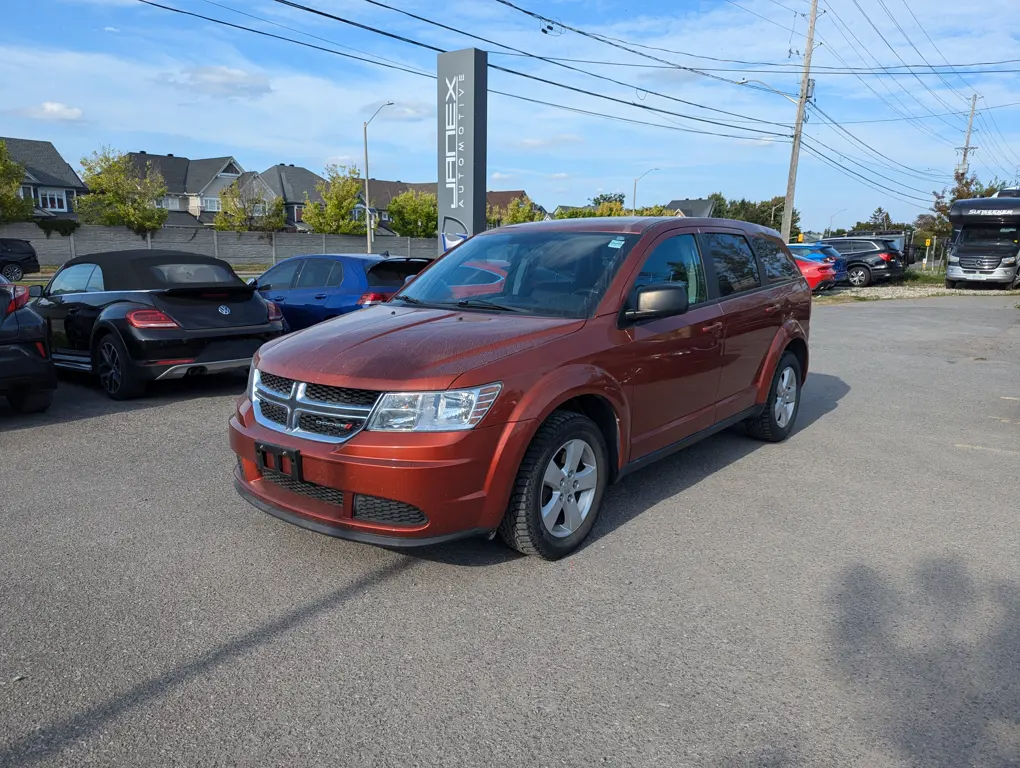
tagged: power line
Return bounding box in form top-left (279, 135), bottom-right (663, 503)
top-left (802, 144), bottom-right (930, 208)
top-left (131, 1), bottom-right (790, 143)
top-left (801, 135), bottom-right (935, 194)
top-left (352, 0), bottom-right (789, 126)
top-left (721, 0), bottom-right (802, 34)
top-left (270, 0), bottom-right (788, 137)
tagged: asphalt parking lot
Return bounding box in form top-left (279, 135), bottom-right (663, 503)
top-left (1, 296), bottom-right (1018, 767)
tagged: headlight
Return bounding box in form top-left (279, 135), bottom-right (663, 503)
top-left (1002, 256), bottom-right (1017, 265)
top-left (367, 383), bottom-right (502, 432)
top-left (948, 254), bottom-right (959, 263)
top-left (246, 364), bottom-right (257, 400)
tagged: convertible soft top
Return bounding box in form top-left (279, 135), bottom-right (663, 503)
top-left (62, 250), bottom-right (244, 292)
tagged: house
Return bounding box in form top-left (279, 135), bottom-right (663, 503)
top-left (127, 151), bottom-right (271, 227)
top-left (360, 180), bottom-right (537, 234)
top-left (664, 198), bottom-right (716, 218)
top-left (261, 163), bottom-right (327, 232)
top-left (1, 136), bottom-right (87, 219)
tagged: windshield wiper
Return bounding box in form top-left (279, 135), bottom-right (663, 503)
top-left (391, 294), bottom-right (424, 305)
top-left (453, 298), bottom-right (524, 312)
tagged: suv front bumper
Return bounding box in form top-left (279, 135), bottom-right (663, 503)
top-left (947, 264), bottom-right (1017, 283)
top-left (229, 397), bottom-right (537, 545)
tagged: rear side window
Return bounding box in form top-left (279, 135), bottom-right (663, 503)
top-left (826, 241), bottom-right (852, 254)
top-left (49, 264), bottom-right (95, 296)
top-left (85, 266), bottom-right (105, 292)
top-left (633, 234), bottom-right (708, 305)
top-left (367, 260), bottom-right (429, 288)
top-left (149, 262), bottom-right (239, 285)
top-left (703, 233), bottom-right (761, 297)
top-left (751, 237), bottom-right (799, 284)
top-left (295, 259), bottom-right (334, 289)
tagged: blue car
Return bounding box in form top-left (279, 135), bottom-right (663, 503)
top-left (252, 253), bottom-right (430, 332)
top-left (787, 243), bottom-right (849, 285)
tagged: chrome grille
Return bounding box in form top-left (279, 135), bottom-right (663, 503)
top-left (958, 255), bottom-right (1003, 270)
top-left (304, 383), bottom-right (380, 408)
top-left (262, 469), bottom-right (345, 508)
top-left (259, 372), bottom-right (295, 396)
top-left (251, 369), bottom-right (379, 444)
top-left (353, 495), bottom-right (427, 526)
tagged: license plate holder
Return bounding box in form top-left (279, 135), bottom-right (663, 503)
top-left (255, 441), bottom-right (302, 481)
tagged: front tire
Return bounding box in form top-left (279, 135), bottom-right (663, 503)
top-left (94, 333), bottom-right (145, 400)
top-left (945, 279), bottom-right (957, 289)
top-left (1, 263), bottom-right (24, 282)
top-left (746, 351), bottom-right (802, 443)
top-left (6, 390), bottom-right (53, 413)
top-left (848, 265), bottom-right (871, 287)
top-left (498, 411), bottom-right (608, 560)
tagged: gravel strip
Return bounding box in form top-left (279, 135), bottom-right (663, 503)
top-left (818, 283), bottom-right (1020, 302)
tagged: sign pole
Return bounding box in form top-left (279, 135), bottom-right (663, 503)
top-left (437, 48), bottom-right (488, 254)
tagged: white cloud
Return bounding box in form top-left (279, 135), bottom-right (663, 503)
top-left (18, 102), bottom-right (83, 121)
top-left (103, 26), bottom-right (119, 33)
top-left (161, 65), bottom-right (271, 99)
top-left (491, 172), bottom-right (515, 181)
top-left (550, 172), bottom-right (570, 179)
top-left (513, 134), bottom-right (584, 150)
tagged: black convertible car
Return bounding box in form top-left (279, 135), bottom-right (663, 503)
top-left (30, 250), bottom-right (285, 399)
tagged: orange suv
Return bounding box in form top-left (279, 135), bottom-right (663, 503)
top-left (230, 218), bottom-right (810, 559)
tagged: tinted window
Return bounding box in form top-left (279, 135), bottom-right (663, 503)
top-left (85, 265), bottom-right (105, 292)
top-left (397, 231), bottom-right (638, 318)
top-left (49, 264), bottom-right (95, 296)
top-left (634, 234), bottom-right (708, 305)
top-left (826, 241), bottom-right (853, 254)
top-left (703, 233), bottom-right (761, 297)
top-left (751, 237), bottom-right (799, 283)
top-left (149, 263), bottom-right (239, 285)
top-left (295, 259), bottom-right (334, 289)
top-left (959, 225), bottom-right (1019, 245)
top-left (258, 260), bottom-right (300, 291)
top-left (325, 262), bottom-right (344, 288)
top-left (367, 260), bottom-right (429, 287)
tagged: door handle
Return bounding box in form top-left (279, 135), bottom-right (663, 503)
top-left (701, 321), bottom-right (724, 334)
top-left (272, 295), bottom-right (285, 301)
top-left (314, 294), bottom-right (327, 300)
top-left (764, 304), bottom-right (781, 314)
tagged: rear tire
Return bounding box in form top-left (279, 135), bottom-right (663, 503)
top-left (94, 333), bottom-right (145, 400)
top-left (1, 263), bottom-right (24, 282)
top-left (848, 265), bottom-right (871, 287)
top-left (498, 411), bottom-right (608, 560)
top-left (945, 279), bottom-right (957, 289)
top-left (6, 390), bottom-right (53, 413)
top-left (746, 351), bottom-right (802, 443)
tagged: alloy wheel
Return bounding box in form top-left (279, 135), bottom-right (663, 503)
top-left (98, 341), bottom-right (122, 394)
top-left (1, 264), bottom-right (23, 282)
top-left (773, 366), bottom-right (798, 428)
top-left (540, 438), bottom-right (598, 538)
top-left (849, 268), bottom-right (867, 287)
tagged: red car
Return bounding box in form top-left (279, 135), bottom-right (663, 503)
top-left (230, 218), bottom-right (811, 559)
top-left (793, 254), bottom-right (838, 292)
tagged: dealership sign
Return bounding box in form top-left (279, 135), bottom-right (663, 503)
top-left (437, 48), bottom-right (488, 253)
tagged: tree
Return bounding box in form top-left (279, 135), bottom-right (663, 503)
top-left (594, 199), bottom-right (626, 217)
top-left (387, 189), bottom-right (438, 237)
top-left (918, 170), bottom-right (1004, 241)
top-left (868, 207), bottom-right (893, 229)
top-left (554, 206), bottom-right (596, 219)
top-left (708, 192), bottom-right (800, 237)
top-left (501, 195), bottom-right (545, 224)
top-left (637, 204), bottom-right (672, 217)
top-left (76, 148), bottom-right (168, 235)
top-left (0, 140), bottom-right (34, 224)
top-left (591, 192), bottom-right (625, 207)
top-left (302, 164), bottom-right (365, 235)
top-left (214, 181), bottom-right (285, 232)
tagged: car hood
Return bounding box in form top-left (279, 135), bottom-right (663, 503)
top-left (256, 306), bottom-right (585, 391)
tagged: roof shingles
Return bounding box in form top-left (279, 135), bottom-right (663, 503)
top-left (1, 137), bottom-right (86, 190)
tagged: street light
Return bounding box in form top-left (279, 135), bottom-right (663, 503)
top-left (632, 167), bottom-right (659, 214)
top-left (828, 208), bottom-right (846, 236)
top-left (363, 101), bottom-right (393, 254)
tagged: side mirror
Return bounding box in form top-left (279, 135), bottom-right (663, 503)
top-left (246, 277), bottom-right (257, 287)
top-left (28, 284), bottom-right (43, 298)
top-left (624, 283), bottom-right (689, 323)
top-left (404, 274), bottom-right (416, 284)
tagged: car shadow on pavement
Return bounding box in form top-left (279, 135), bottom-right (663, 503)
top-left (0, 559), bottom-right (417, 767)
top-left (408, 373), bottom-right (851, 567)
top-left (0, 371), bottom-right (247, 433)
top-left (827, 556), bottom-right (1020, 767)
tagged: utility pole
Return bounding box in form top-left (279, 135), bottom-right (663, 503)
top-left (363, 101), bottom-right (393, 254)
top-left (780, 0), bottom-right (818, 243)
top-left (956, 94), bottom-right (978, 176)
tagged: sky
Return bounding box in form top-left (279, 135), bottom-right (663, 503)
top-left (2, 0), bottom-right (1019, 231)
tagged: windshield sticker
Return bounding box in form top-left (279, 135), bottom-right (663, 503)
top-left (608, 238), bottom-right (625, 249)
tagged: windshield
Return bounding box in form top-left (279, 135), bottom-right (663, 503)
top-left (148, 262), bottom-right (241, 285)
top-left (959, 225), bottom-right (1019, 245)
top-left (395, 230), bottom-right (639, 318)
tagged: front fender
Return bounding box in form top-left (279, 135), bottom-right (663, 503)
top-left (754, 319), bottom-right (809, 404)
